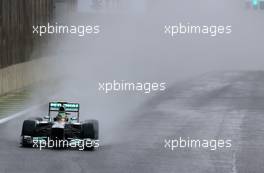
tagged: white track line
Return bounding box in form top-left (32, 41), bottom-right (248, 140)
top-left (0, 105), bottom-right (42, 124)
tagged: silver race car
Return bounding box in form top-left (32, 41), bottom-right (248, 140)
top-left (21, 102), bottom-right (99, 150)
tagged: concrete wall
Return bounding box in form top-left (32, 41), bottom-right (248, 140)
top-left (0, 0), bottom-right (77, 95)
top-left (0, 0), bottom-right (55, 69)
top-left (0, 58), bottom-right (50, 95)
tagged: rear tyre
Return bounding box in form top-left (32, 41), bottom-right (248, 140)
top-left (21, 120), bottom-right (37, 147)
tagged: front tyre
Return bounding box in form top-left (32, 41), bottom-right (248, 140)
top-left (81, 120), bottom-right (99, 139)
top-left (81, 120), bottom-right (99, 150)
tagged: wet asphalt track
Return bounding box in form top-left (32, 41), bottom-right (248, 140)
top-left (0, 71), bottom-right (264, 173)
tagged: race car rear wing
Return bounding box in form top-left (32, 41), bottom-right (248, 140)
top-left (48, 102), bottom-right (80, 122)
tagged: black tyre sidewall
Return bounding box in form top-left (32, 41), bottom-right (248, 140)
top-left (21, 120), bottom-right (37, 147)
top-left (82, 120), bottom-right (99, 140)
top-left (22, 120), bottom-right (37, 136)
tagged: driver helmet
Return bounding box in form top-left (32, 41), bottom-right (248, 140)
top-left (57, 107), bottom-right (68, 121)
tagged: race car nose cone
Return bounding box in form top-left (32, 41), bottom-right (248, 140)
top-left (52, 121), bottom-right (65, 129)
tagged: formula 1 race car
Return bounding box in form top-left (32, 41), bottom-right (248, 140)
top-left (21, 102), bottom-right (99, 150)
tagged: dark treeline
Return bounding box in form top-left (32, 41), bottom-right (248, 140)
top-left (0, 0), bottom-right (54, 69)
